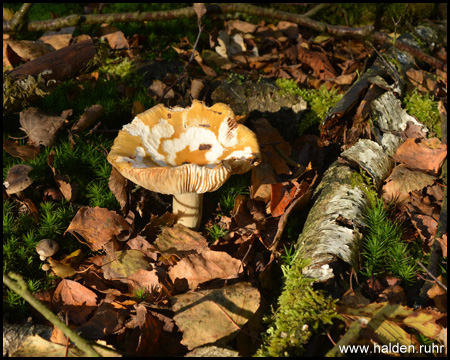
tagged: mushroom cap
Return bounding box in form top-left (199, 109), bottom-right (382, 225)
top-left (4, 164), bottom-right (33, 195)
top-left (36, 239), bottom-right (59, 260)
top-left (107, 100), bottom-right (260, 195)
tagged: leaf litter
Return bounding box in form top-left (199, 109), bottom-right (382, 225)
top-left (3, 3), bottom-right (447, 357)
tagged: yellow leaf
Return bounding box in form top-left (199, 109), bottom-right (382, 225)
top-left (403, 309), bottom-right (443, 340)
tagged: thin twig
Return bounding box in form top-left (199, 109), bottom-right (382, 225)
top-left (416, 260), bottom-right (447, 291)
top-left (3, 272), bottom-right (102, 357)
top-left (273, 144), bottom-right (303, 168)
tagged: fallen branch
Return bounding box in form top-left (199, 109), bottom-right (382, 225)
top-left (3, 4), bottom-right (445, 71)
top-left (3, 272), bottom-right (101, 357)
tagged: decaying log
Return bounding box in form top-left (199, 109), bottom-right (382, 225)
top-left (294, 162), bottom-right (368, 286)
top-left (3, 39), bottom-right (107, 115)
top-left (264, 23), bottom-right (443, 351)
top-left (320, 23), bottom-right (442, 147)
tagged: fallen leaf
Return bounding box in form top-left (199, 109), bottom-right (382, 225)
top-left (401, 121), bottom-right (428, 139)
top-left (52, 279), bottom-right (97, 325)
top-left (102, 250), bottom-right (151, 282)
top-left (38, 27), bottom-right (74, 50)
top-left (406, 68), bottom-right (438, 93)
top-left (297, 45), bottom-right (337, 80)
top-left (270, 182), bottom-right (297, 217)
top-left (127, 268), bottom-right (162, 300)
top-left (436, 234), bottom-right (447, 257)
top-left (65, 207), bottom-right (131, 250)
top-left (251, 118), bottom-right (292, 175)
top-left (47, 151), bottom-right (78, 202)
top-left (5, 39), bottom-right (54, 62)
top-left (382, 165), bottom-right (437, 204)
top-left (47, 258), bottom-right (77, 278)
top-left (168, 250), bottom-right (242, 291)
top-left (71, 104), bottom-right (104, 132)
top-left (125, 304), bottom-right (163, 356)
top-left (403, 308), bottom-right (444, 339)
top-left (171, 282), bottom-right (260, 350)
top-left (98, 24), bottom-right (128, 50)
top-left (339, 302), bottom-right (444, 347)
top-left (108, 166), bottom-right (128, 214)
top-left (250, 155), bottom-right (277, 203)
top-left (393, 138), bottom-right (447, 176)
top-left (3, 139), bottom-right (40, 160)
top-left (154, 223), bottom-right (208, 256)
top-left (77, 301), bottom-right (128, 340)
top-left (193, 3), bottom-right (207, 20)
top-left (427, 275), bottom-right (447, 313)
top-left (19, 107), bottom-right (67, 147)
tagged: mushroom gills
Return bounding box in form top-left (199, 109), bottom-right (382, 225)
top-left (172, 193), bottom-right (204, 230)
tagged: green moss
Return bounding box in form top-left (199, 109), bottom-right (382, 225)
top-left (403, 90), bottom-right (441, 139)
top-left (276, 78), bottom-right (343, 135)
top-left (258, 256), bottom-right (340, 356)
top-left (351, 170), bottom-right (418, 286)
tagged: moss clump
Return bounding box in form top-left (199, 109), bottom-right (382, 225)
top-left (276, 78), bottom-right (343, 135)
top-left (403, 90), bottom-right (441, 139)
top-left (257, 256), bottom-right (340, 356)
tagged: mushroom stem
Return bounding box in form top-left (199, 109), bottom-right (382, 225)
top-left (173, 193), bottom-right (204, 230)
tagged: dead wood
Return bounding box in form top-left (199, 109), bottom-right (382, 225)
top-left (3, 4), bottom-right (445, 71)
top-left (320, 23), bottom-right (442, 147)
top-left (3, 40), bottom-right (107, 115)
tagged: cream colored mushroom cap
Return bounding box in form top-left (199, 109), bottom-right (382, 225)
top-left (107, 100), bottom-right (260, 195)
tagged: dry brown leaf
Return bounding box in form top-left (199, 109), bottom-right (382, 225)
top-left (227, 19), bottom-right (258, 34)
top-left (382, 165), bottom-right (437, 204)
top-left (148, 79), bottom-right (175, 100)
top-left (436, 234), bottom-right (447, 257)
top-left (250, 155), bottom-right (277, 203)
top-left (65, 206), bottom-right (131, 250)
top-left (170, 282), bottom-right (260, 350)
top-left (409, 213), bottom-right (438, 244)
top-left (193, 3), bottom-right (207, 20)
top-left (3, 139), bottom-right (40, 161)
top-left (77, 302), bottom-right (128, 340)
top-left (427, 275), bottom-right (447, 313)
top-left (127, 268), bottom-right (162, 300)
top-left (406, 68), bottom-right (438, 93)
top-left (108, 166), bottom-right (128, 214)
top-left (139, 212), bottom-right (177, 243)
top-left (98, 24), bottom-right (128, 50)
top-left (71, 104), bottom-right (104, 133)
top-left (126, 235), bottom-right (158, 261)
top-left (154, 223), bottom-right (208, 256)
top-left (126, 304), bottom-right (163, 356)
top-left (47, 151), bottom-right (78, 202)
top-left (52, 279), bottom-right (97, 325)
top-left (297, 45), bottom-right (337, 80)
top-left (251, 118), bottom-right (291, 175)
top-left (38, 27), bottom-right (74, 50)
top-left (393, 138), bottom-right (447, 176)
top-left (168, 250), bottom-right (242, 291)
top-left (5, 39), bottom-right (54, 61)
top-left (19, 108), bottom-right (67, 147)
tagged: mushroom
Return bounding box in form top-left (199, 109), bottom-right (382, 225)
top-left (107, 100), bottom-right (260, 230)
top-left (3, 164), bottom-right (33, 197)
top-left (36, 239), bottom-right (59, 261)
